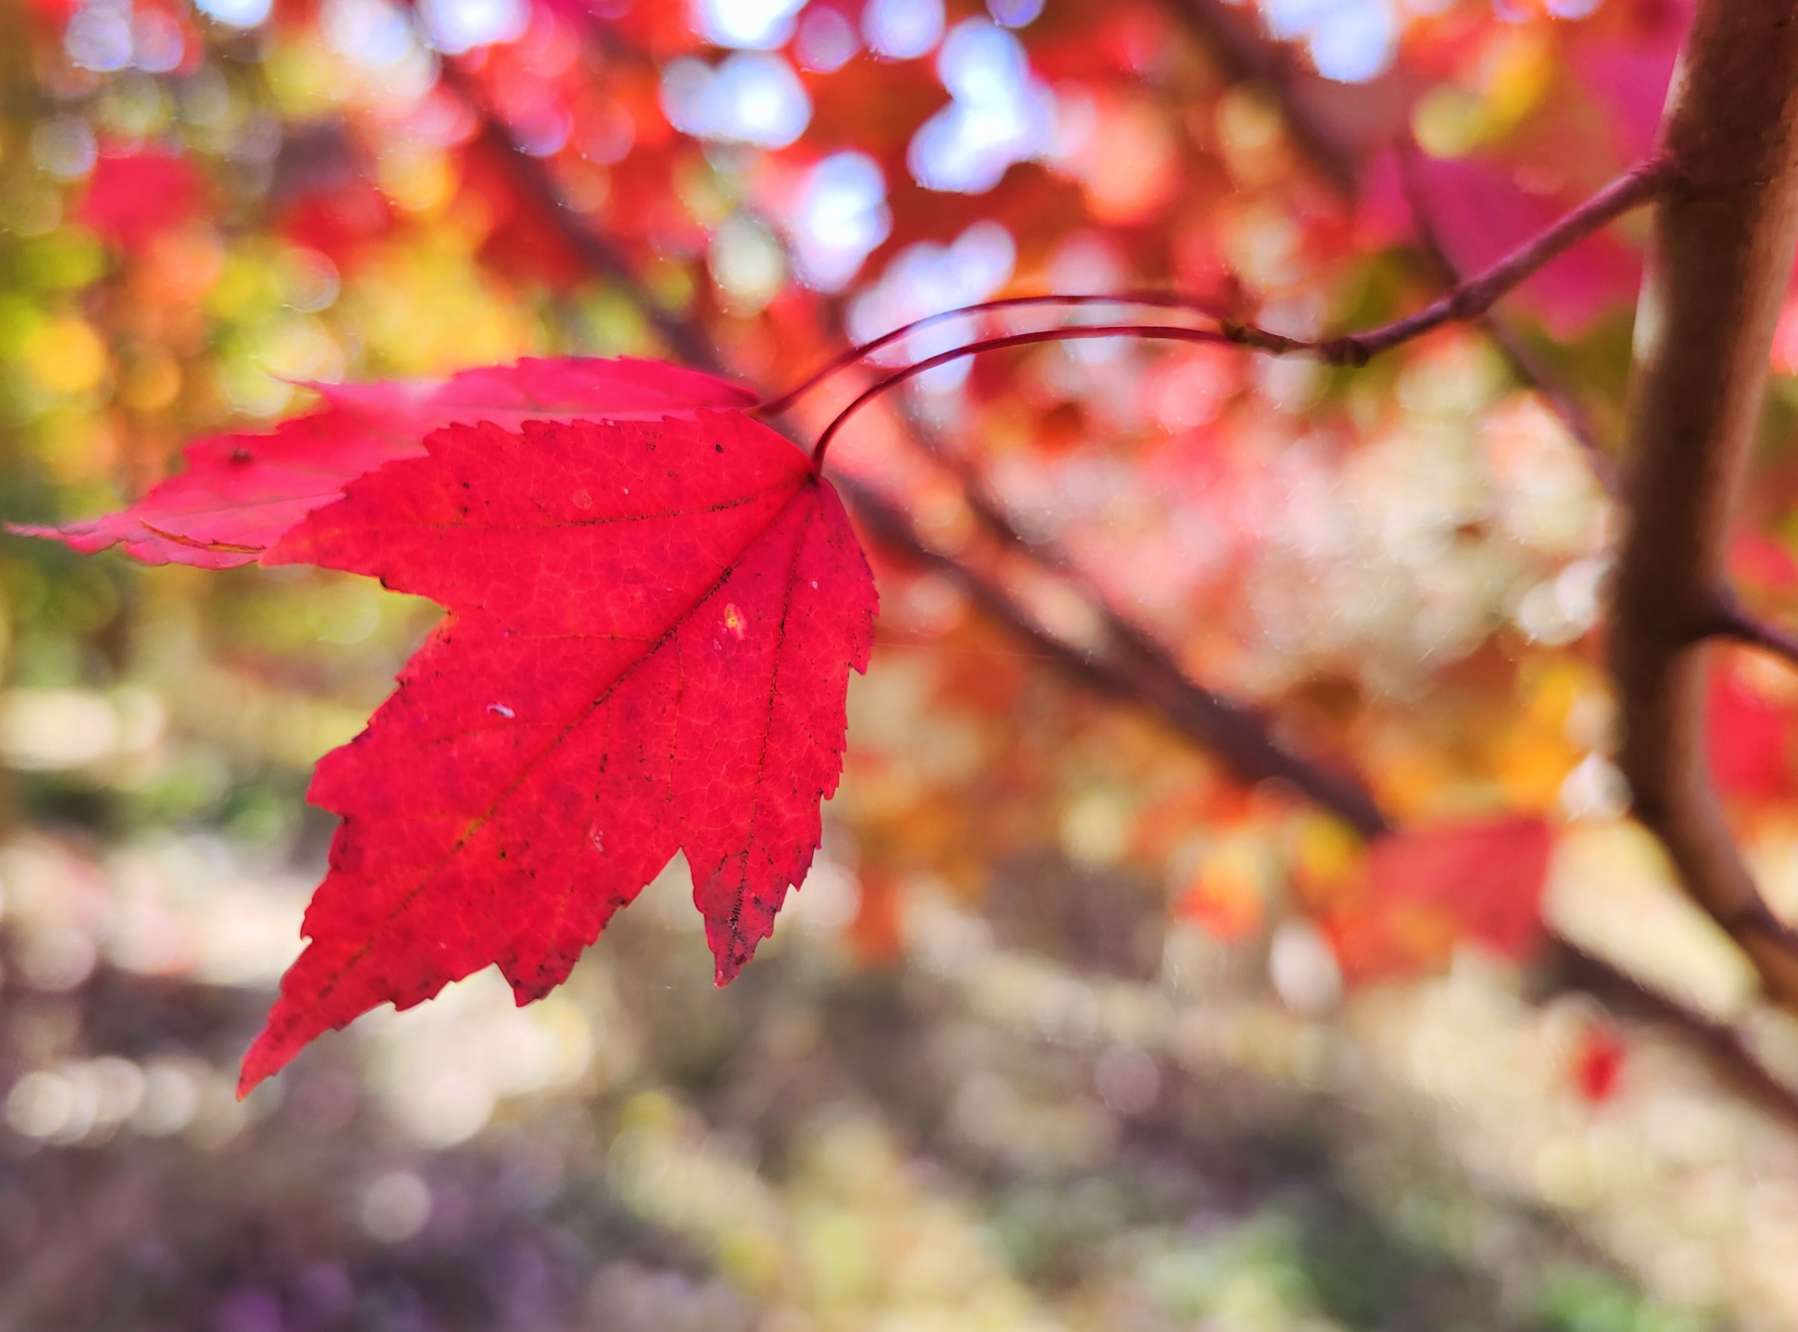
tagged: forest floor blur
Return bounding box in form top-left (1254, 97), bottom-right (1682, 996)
top-left (4, 805), bottom-right (1791, 1331)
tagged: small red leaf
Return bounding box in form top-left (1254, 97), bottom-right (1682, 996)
top-left (76, 143), bottom-right (204, 252)
top-left (237, 411), bottom-right (876, 1094)
top-left (1707, 665), bottom-right (1792, 800)
top-left (848, 869), bottom-right (904, 967)
top-left (278, 177), bottom-right (395, 270)
top-left (1571, 1023), bottom-right (1627, 1104)
top-left (1321, 816), bottom-right (1555, 983)
top-left (11, 358), bottom-right (755, 568)
top-left (1729, 533), bottom-right (1798, 592)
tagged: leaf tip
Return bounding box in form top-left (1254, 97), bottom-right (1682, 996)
top-left (237, 1013), bottom-right (302, 1099)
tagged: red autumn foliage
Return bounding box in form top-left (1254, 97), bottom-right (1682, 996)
top-left (77, 143), bottom-right (206, 252)
top-left (1706, 665), bottom-right (1793, 802)
top-left (277, 178), bottom-right (396, 271)
top-left (13, 0), bottom-right (1783, 1104)
top-left (14, 358), bottom-right (883, 1093)
top-left (238, 409), bottom-right (875, 1092)
top-left (1314, 816), bottom-right (1555, 983)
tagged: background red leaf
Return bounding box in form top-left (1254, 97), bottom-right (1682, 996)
top-left (76, 143), bottom-right (205, 252)
top-left (1318, 815), bottom-right (1555, 983)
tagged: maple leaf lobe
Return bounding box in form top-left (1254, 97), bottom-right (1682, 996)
top-left (238, 411), bottom-right (874, 1095)
top-left (9, 357), bottom-right (756, 569)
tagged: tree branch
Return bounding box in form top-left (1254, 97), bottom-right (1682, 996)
top-left (888, 403), bottom-right (1391, 836)
top-left (835, 478), bottom-right (1390, 835)
top-left (1609, 0), bottom-right (1798, 1002)
top-left (1160, 0), bottom-right (1360, 194)
top-left (1541, 938), bottom-right (1798, 1135)
top-left (772, 161), bottom-right (1665, 457)
top-left (434, 58), bottom-right (722, 374)
top-left (1157, 0), bottom-right (1798, 1056)
top-left (1162, 0), bottom-right (1630, 493)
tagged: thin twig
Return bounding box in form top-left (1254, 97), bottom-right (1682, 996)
top-left (1339, 157), bottom-right (1671, 362)
top-left (758, 291), bottom-right (1232, 417)
top-left (1394, 140), bottom-right (1617, 492)
top-left (809, 324), bottom-right (1232, 464)
top-left (788, 160), bottom-right (1667, 459)
top-left (1711, 599), bottom-right (1798, 668)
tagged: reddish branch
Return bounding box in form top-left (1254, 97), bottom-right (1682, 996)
top-left (1609, 0), bottom-right (1798, 1001)
top-left (1157, 0), bottom-right (1798, 1006)
top-left (1167, 0), bottom-right (1798, 1011)
top-left (1330, 160), bottom-right (1670, 363)
top-left (789, 160), bottom-right (1663, 463)
top-left (757, 290), bottom-right (1233, 417)
top-left (1393, 141), bottom-right (1616, 491)
top-left (1165, 0), bottom-right (1798, 1125)
top-left (809, 323), bottom-right (1234, 463)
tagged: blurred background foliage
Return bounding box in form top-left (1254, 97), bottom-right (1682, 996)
top-left (10, 0), bottom-right (1798, 1327)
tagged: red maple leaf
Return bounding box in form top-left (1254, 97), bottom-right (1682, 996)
top-left (76, 143), bottom-right (206, 253)
top-left (12, 358), bottom-right (875, 1094)
top-left (12, 358), bottom-right (755, 568)
top-left (1707, 663), bottom-right (1793, 801)
top-left (1314, 816), bottom-right (1555, 983)
top-left (237, 411), bottom-right (875, 1093)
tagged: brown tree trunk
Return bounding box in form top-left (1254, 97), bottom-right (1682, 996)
top-left (1610, 3), bottom-right (1798, 995)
